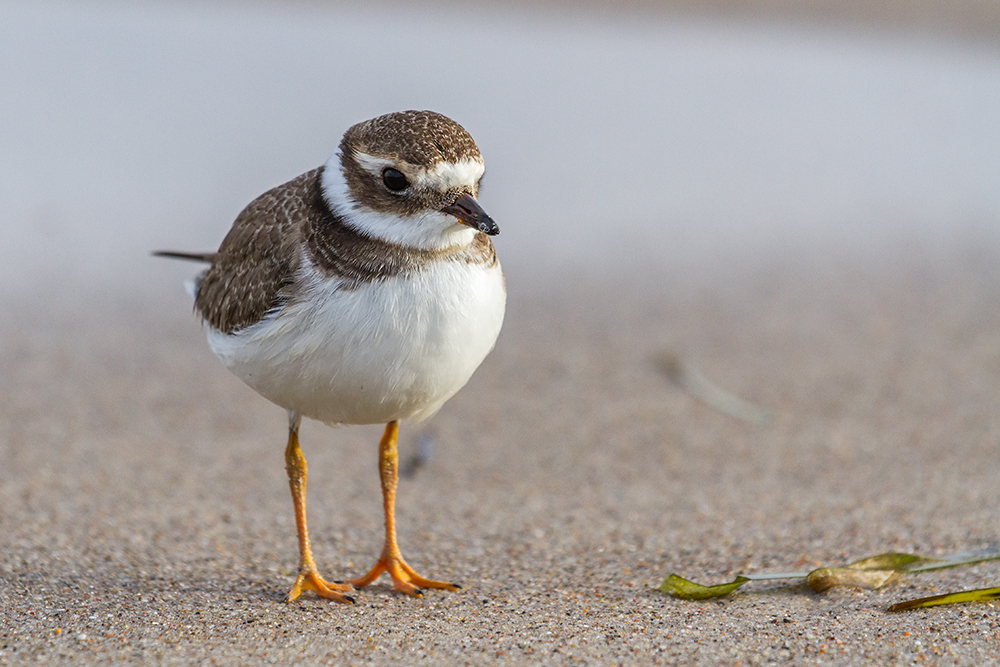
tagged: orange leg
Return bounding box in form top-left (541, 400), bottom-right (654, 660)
top-left (350, 421), bottom-right (460, 596)
top-left (283, 412), bottom-right (355, 603)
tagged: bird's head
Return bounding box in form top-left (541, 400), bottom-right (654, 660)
top-left (322, 110), bottom-right (498, 250)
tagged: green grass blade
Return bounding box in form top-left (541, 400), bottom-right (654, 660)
top-left (659, 574), bottom-right (751, 599)
top-left (888, 585), bottom-right (1000, 612)
top-left (661, 548), bottom-right (1000, 601)
top-left (899, 549), bottom-right (1000, 573)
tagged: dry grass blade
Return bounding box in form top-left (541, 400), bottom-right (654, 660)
top-left (806, 567), bottom-right (901, 592)
top-left (807, 552), bottom-right (936, 592)
top-left (656, 352), bottom-right (774, 426)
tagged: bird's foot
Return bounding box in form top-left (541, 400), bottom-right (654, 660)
top-left (285, 568), bottom-right (356, 603)
top-left (349, 553), bottom-right (460, 597)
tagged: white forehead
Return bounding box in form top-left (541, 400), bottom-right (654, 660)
top-left (354, 152), bottom-right (484, 191)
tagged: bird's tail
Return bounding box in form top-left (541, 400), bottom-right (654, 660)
top-left (152, 250), bottom-right (217, 263)
top-left (153, 250), bottom-right (215, 300)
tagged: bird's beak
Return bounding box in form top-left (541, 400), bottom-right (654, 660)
top-left (441, 193), bottom-right (499, 236)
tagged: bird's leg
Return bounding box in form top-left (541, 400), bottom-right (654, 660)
top-left (283, 411), bottom-right (355, 603)
top-left (350, 420), bottom-right (460, 596)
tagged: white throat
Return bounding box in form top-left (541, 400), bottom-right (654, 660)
top-left (320, 153), bottom-right (479, 250)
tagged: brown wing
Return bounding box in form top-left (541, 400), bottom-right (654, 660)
top-left (194, 164), bottom-right (501, 333)
top-left (194, 169), bottom-right (321, 334)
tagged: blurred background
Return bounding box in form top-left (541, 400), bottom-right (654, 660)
top-left (1, 0), bottom-right (998, 302)
top-left (3, 4), bottom-right (1000, 660)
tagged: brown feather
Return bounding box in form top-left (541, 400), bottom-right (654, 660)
top-left (194, 167), bottom-right (497, 335)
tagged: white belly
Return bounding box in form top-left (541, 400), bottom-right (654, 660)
top-left (206, 259), bottom-right (505, 425)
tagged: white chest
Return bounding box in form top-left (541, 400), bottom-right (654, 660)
top-left (207, 257), bottom-right (506, 425)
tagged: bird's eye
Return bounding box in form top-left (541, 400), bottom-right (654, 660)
top-left (381, 168), bottom-right (409, 192)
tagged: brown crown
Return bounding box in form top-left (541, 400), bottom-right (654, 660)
top-left (340, 110), bottom-right (481, 166)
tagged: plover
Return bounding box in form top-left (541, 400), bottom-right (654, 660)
top-left (156, 110), bottom-right (505, 603)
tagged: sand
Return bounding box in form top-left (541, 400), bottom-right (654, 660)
top-left (2, 240), bottom-right (999, 665)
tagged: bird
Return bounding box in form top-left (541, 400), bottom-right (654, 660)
top-left (155, 110), bottom-right (506, 603)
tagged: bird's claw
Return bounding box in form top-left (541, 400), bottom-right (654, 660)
top-left (286, 569), bottom-right (356, 603)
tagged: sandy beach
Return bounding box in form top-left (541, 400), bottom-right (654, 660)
top-left (3, 242), bottom-right (1000, 664)
top-left (2, 1), bottom-right (1000, 664)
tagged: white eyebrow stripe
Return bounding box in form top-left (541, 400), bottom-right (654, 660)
top-left (353, 152), bottom-right (395, 175)
top-left (416, 158), bottom-right (485, 190)
top-left (353, 152), bottom-right (484, 191)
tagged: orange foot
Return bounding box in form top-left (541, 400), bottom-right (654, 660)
top-left (286, 568), bottom-right (356, 604)
top-left (350, 553), bottom-right (460, 597)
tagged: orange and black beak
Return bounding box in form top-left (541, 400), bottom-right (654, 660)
top-left (441, 193), bottom-right (499, 236)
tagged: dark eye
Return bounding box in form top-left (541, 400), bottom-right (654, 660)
top-left (381, 168), bottom-right (408, 192)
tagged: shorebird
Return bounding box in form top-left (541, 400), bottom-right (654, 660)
top-left (156, 110), bottom-right (505, 602)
